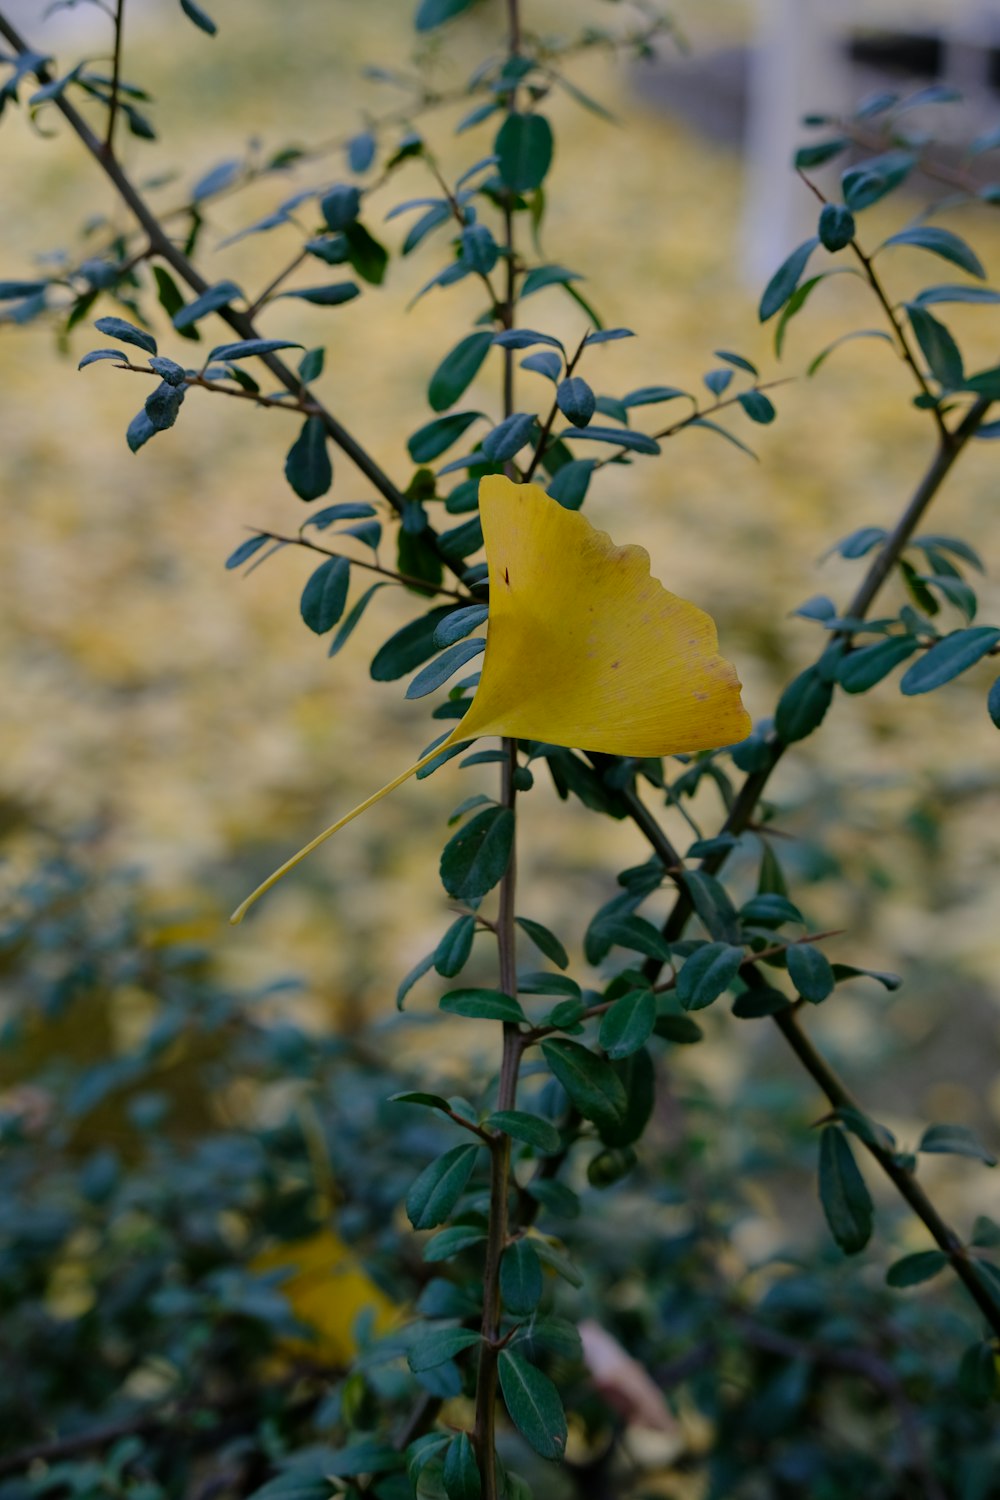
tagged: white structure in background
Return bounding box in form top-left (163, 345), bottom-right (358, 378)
top-left (743, 0), bottom-right (1000, 286)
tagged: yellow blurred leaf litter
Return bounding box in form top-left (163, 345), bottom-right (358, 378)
top-left (232, 475), bottom-right (750, 923)
top-left (252, 1226), bottom-right (398, 1364)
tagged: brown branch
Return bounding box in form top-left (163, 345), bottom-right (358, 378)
top-left (250, 528), bottom-right (471, 600)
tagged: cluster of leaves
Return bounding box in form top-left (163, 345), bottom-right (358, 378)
top-left (2, 1), bottom-right (1000, 1496)
top-left (0, 840), bottom-right (998, 1500)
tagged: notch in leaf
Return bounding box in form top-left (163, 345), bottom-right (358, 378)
top-left (231, 477), bottom-right (750, 922)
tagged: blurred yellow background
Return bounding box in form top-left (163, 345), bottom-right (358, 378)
top-left (2, 0), bottom-right (999, 1202)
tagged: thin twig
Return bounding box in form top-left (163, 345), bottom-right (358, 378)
top-left (245, 247), bottom-right (309, 320)
top-left (103, 0), bottom-right (125, 155)
top-left (251, 528), bottom-right (471, 600)
top-left (797, 169), bottom-right (948, 441)
top-left (523, 331), bottom-right (587, 483)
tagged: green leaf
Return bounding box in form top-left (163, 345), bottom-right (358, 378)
top-left (517, 971), bottom-right (580, 998)
top-left (434, 915), bottom-right (477, 978)
top-left (280, 283), bottom-right (360, 307)
top-left (0, 278), bottom-right (47, 300)
top-left (830, 962), bottom-right (902, 991)
top-left (415, 0), bottom-right (478, 30)
top-left (319, 185), bottom-right (361, 230)
top-left (495, 112), bottom-right (554, 193)
top-left (406, 1144), bottom-right (480, 1229)
top-left (786, 943), bottom-right (835, 1003)
top-left (818, 202), bottom-right (855, 251)
top-left (172, 279), bottom-right (241, 330)
top-left (556, 377), bottom-right (596, 427)
top-left (327, 581), bottom-right (386, 658)
top-left (843, 150), bottom-right (916, 210)
top-left (396, 950), bottom-right (435, 1009)
top-left (759, 238), bottom-right (819, 322)
top-left (918, 1123), bottom-right (997, 1166)
top-left (622, 385), bottom-right (689, 408)
top-left (501, 1239), bottom-right (544, 1315)
top-left (78, 347), bottom-right (130, 370)
top-left (836, 636), bottom-right (919, 693)
top-left (958, 1341), bottom-right (999, 1402)
top-left (285, 415), bottom-right (333, 501)
top-left (807, 328), bottom-right (896, 377)
top-left (408, 1327), bottom-right (481, 1373)
top-left (498, 1352), bottom-right (567, 1461)
top-left (681, 871), bottom-right (741, 943)
top-left (439, 988), bottom-right (526, 1022)
top-left (299, 557), bottom-right (350, 634)
top-left (424, 1224), bottom-right (488, 1262)
top-left (912, 284), bottom-right (1000, 307)
top-left (972, 1215), bottom-right (1000, 1248)
top-left (676, 943), bottom-right (744, 1011)
top-left (126, 410), bottom-right (157, 453)
top-left (560, 424), bottom-right (660, 456)
top-left (906, 303), bottom-right (964, 390)
top-left (94, 314), bottom-right (156, 355)
top-left (531, 1239), bottom-right (583, 1287)
top-left (440, 807), bottom-right (515, 901)
top-left (900, 628), bottom-right (1000, 695)
top-left (739, 894), bottom-right (804, 928)
top-left (540, 1039), bottom-right (626, 1133)
top-left (208, 338), bottom-right (301, 363)
top-left (179, 0), bottom-right (217, 34)
top-left (442, 1433), bottom-right (481, 1500)
top-left (522, 264), bottom-right (583, 297)
top-left (775, 665), bottom-right (834, 743)
top-left (886, 1250), bottom-right (949, 1288)
top-left (546, 459), bottom-right (594, 511)
top-left (795, 138), bottom-right (850, 169)
top-left (598, 988), bottom-right (656, 1057)
top-left (515, 916), bottom-right (569, 969)
top-left (595, 913), bottom-right (672, 962)
top-left (738, 390), bottom-right (776, 424)
top-left (881, 225), bottom-right (986, 280)
top-left (989, 676), bottom-right (1000, 728)
top-left (485, 1110), bottom-right (561, 1154)
top-left (482, 412), bottom-right (537, 462)
top-left (152, 265), bottom-right (200, 341)
top-left (344, 222), bottom-right (388, 285)
top-left (408, 412), bottom-right (481, 463)
top-left (299, 347), bottom-right (325, 383)
top-left (429, 332), bottom-right (493, 412)
top-left (819, 1127), bottom-right (874, 1254)
top-left (144, 379), bottom-right (185, 431)
top-left (406, 638), bottom-right (486, 700)
top-left (225, 535), bottom-right (269, 570)
top-left (371, 607), bottom-right (456, 680)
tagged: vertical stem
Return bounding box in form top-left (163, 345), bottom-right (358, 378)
top-left (474, 746), bottom-right (521, 1497)
top-left (104, 0), bottom-right (126, 156)
top-left (473, 7), bottom-right (523, 1493)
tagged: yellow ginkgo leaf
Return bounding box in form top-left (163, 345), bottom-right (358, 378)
top-left (252, 1226), bottom-right (399, 1366)
top-left (231, 475), bottom-right (749, 923)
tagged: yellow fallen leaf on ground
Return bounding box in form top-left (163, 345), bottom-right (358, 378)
top-left (232, 476), bottom-right (749, 922)
top-left (253, 1226), bottom-right (398, 1365)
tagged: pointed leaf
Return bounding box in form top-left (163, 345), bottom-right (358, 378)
top-left (406, 638), bottom-right (487, 699)
top-left (440, 807), bottom-right (515, 901)
top-left (406, 1144), bottom-right (480, 1229)
top-left (900, 628), bottom-right (1000, 695)
top-left (881, 225), bottom-right (986, 280)
top-left (819, 1127), bottom-right (874, 1254)
top-left (498, 1352), bottom-right (567, 1460)
top-left (540, 1039), bottom-right (626, 1132)
top-left (285, 415), bottom-right (333, 501)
